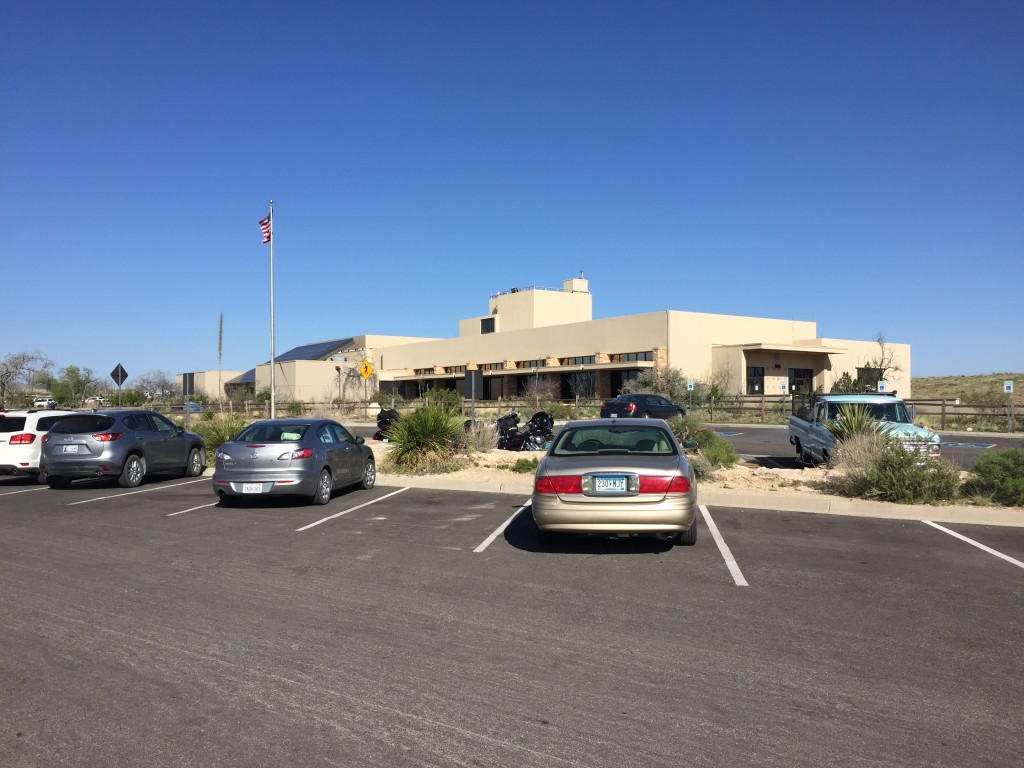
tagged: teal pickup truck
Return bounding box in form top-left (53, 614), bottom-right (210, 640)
top-left (789, 393), bottom-right (941, 465)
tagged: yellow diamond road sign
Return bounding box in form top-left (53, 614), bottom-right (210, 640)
top-left (358, 360), bottom-right (374, 380)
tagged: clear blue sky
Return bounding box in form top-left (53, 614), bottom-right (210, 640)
top-left (3, 1), bottom-right (1021, 385)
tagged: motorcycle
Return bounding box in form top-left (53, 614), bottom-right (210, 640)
top-left (497, 410), bottom-right (554, 451)
top-left (373, 408), bottom-right (400, 441)
top-left (495, 410), bottom-right (522, 450)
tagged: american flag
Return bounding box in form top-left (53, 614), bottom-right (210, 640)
top-left (259, 213), bottom-right (272, 244)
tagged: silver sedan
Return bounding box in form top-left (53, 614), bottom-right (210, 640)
top-left (531, 419), bottom-right (698, 545)
top-left (212, 418), bottom-right (375, 506)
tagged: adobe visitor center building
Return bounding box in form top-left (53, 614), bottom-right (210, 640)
top-left (179, 276), bottom-right (912, 404)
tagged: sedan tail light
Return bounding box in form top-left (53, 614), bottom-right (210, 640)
top-left (92, 433), bottom-right (123, 442)
top-left (9, 433), bottom-right (35, 445)
top-left (279, 448), bottom-right (313, 460)
top-left (638, 475), bottom-right (691, 494)
top-left (535, 475), bottom-right (582, 494)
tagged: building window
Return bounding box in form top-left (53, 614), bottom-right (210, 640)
top-left (480, 318), bottom-right (495, 334)
top-left (566, 356), bottom-right (596, 366)
top-left (518, 359), bottom-right (546, 368)
top-left (746, 367), bottom-right (764, 394)
top-left (620, 351), bottom-right (653, 362)
top-left (789, 368), bottom-right (814, 394)
top-left (484, 362), bottom-right (503, 370)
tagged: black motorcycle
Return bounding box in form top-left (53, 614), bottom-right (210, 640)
top-left (373, 408), bottom-right (400, 441)
top-left (495, 410), bottom-right (522, 450)
top-left (497, 410), bottom-right (554, 451)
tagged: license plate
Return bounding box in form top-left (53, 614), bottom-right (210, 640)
top-left (595, 476), bottom-right (626, 492)
top-left (62, 445), bottom-right (79, 453)
top-left (242, 483), bottom-right (264, 494)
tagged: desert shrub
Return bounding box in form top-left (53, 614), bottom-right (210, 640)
top-left (511, 457), bottom-right (540, 473)
top-left (961, 448), bottom-right (1024, 506)
top-left (547, 402), bottom-right (576, 420)
top-left (826, 431), bottom-right (890, 497)
top-left (866, 441), bottom-right (961, 504)
top-left (285, 400), bottom-right (303, 416)
top-left (381, 448), bottom-right (466, 475)
top-left (463, 420), bottom-right (498, 452)
top-left (687, 452), bottom-right (715, 481)
top-left (189, 415), bottom-right (249, 463)
top-left (420, 388), bottom-right (462, 414)
top-left (668, 415), bottom-right (739, 470)
top-left (386, 406), bottom-right (465, 470)
top-left (830, 434), bottom-right (960, 504)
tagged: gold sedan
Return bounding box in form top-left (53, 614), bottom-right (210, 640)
top-left (531, 419), bottom-right (698, 545)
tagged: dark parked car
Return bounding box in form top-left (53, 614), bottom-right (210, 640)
top-left (40, 410), bottom-right (206, 488)
top-left (212, 418), bottom-right (375, 506)
top-left (599, 393), bottom-right (686, 420)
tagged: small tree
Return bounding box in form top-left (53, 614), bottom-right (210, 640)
top-left (620, 367), bottom-right (691, 402)
top-left (0, 351), bottom-right (53, 406)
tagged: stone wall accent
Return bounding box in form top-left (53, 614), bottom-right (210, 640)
top-left (653, 347), bottom-right (668, 368)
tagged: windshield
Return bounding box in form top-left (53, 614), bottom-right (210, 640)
top-left (827, 401), bottom-right (912, 423)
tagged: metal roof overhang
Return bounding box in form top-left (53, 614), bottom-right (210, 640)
top-left (731, 342), bottom-right (848, 355)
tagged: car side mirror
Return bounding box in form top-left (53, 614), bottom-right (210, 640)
top-left (355, 436), bottom-right (365, 445)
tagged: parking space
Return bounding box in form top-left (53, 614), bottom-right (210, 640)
top-left (2, 480), bottom-right (1022, 766)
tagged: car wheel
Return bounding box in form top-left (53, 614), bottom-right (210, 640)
top-left (360, 458), bottom-right (376, 490)
top-left (186, 447), bottom-right (204, 477)
top-left (47, 476), bottom-right (71, 489)
top-left (311, 468), bottom-right (332, 505)
top-left (118, 454), bottom-right (145, 488)
top-left (642, 411), bottom-right (652, 418)
top-left (675, 521), bottom-right (697, 546)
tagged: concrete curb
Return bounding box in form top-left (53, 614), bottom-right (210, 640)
top-left (376, 473), bottom-right (1024, 527)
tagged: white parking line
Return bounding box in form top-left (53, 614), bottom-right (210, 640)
top-left (67, 478), bottom-right (209, 505)
top-left (0, 485), bottom-right (49, 496)
top-left (296, 487), bottom-right (410, 531)
top-left (924, 520), bottom-right (1024, 570)
top-left (166, 502), bottom-right (220, 517)
top-left (700, 504), bottom-right (749, 586)
top-left (473, 499), bottom-right (532, 553)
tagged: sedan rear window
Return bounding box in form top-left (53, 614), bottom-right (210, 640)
top-left (235, 423), bottom-right (311, 442)
top-left (552, 426), bottom-right (677, 456)
top-left (49, 415), bottom-right (116, 433)
top-left (0, 417), bottom-right (28, 432)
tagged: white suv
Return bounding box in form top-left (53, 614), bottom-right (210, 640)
top-left (33, 396), bottom-right (57, 409)
top-left (0, 409), bottom-right (77, 478)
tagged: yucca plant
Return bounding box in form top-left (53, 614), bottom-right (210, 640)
top-left (824, 404), bottom-right (893, 442)
top-left (386, 406), bottom-right (466, 470)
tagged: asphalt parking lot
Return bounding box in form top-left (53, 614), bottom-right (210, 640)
top-left (1, 475), bottom-right (1022, 767)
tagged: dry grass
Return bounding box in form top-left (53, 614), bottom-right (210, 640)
top-left (912, 373), bottom-right (1023, 403)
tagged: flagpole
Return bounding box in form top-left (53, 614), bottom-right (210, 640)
top-left (268, 199), bottom-right (276, 419)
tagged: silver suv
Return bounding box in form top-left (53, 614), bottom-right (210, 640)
top-left (0, 409), bottom-right (78, 477)
top-left (40, 410), bottom-right (206, 488)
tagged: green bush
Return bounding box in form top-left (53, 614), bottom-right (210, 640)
top-left (511, 457), bottom-right (539, 474)
top-left (824, 403), bottom-right (891, 442)
top-left (188, 416), bottom-right (249, 464)
top-left (420, 388), bottom-right (462, 414)
top-left (830, 435), bottom-right (960, 504)
top-left (386, 406), bottom-right (466, 471)
top-left (667, 415), bottom-right (739, 472)
top-left (962, 448), bottom-right (1024, 506)
top-left (547, 402), bottom-right (576, 420)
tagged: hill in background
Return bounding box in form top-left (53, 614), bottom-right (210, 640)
top-left (912, 373), bottom-right (1022, 402)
